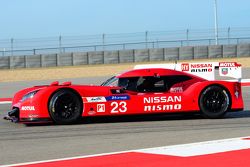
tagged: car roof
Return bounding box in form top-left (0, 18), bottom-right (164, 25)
top-left (116, 68), bottom-right (193, 78)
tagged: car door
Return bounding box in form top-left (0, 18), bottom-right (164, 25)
top-left (128, 76), bottom-right (183, 114)
top-left (104, 75), bottom-right (185, 115)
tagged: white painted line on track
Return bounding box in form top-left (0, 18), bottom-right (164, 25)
top-left (138, 137), bottom-right (250, 157)
top-left (2, 136), bottom-right (250, 167)
top-left (0, 101), bottom-right (11, 104)
top-left (1, 150), bottom-right (133, 167)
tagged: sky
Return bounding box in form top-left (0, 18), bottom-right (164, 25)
top-left (0, 0), bottom-right (249, 39)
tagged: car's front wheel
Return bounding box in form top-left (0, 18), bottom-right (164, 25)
top-left (49, 89), bottom-right (82, 124)
top-left (199, 85), bottom-right (231, 119)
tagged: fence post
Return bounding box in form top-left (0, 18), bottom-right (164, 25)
top-left (24, 55), bottom-right (27, 68)
top-left (1, 48), bottom-right (5, 56)
top-left (11, 38), bottom-right (14, 56)
top-left (156, 39), bottom-right (159, 48)
top-left (59, 35), bottom-right (62, 53)
top-left (102, 33), bottom-right (105, 51)
top-left (227, 27), bottom-right (231, 44)
top-left (186, 29), bottom-right (189, 46)
top-left (145, 31), bottom-right (148, 49)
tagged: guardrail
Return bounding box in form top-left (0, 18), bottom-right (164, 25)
top-left (0, 37), bottom-right (250, 57)
top-left (1, 27), bottom-right (250, 56)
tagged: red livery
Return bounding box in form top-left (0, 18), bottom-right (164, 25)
top-left (4, 62), bottom-right (244, 124)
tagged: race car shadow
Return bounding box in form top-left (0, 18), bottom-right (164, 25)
top-left (81, 113), bottom-right (202, 124)
top-left (25, 113), bottom-right (203, 126)
top-left (26, 113), bottom-right (201, 126)
top-left (26, 110), bottom-right (250, 126)
top-left (79, 110), bottom-right (250, 125)
top-left (225, 110), bottom-right (250, 118)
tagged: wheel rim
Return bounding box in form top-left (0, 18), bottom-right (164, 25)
top-left (202, 90), bottom-right (228, 113)
top-left (53, 93), bottom-right (80, 120)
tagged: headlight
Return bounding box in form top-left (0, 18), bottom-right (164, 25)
top-left (21, 90), bottom-right (39, 102)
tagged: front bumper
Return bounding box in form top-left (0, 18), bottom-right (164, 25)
top-left (3, 108), bottom-right (19, 123)
top-left (3, 107), bottom-right (52, 124)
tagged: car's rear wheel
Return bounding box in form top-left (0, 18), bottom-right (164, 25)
top-left (199, 85), bottom-right (231, 119)
top-left (49, 89), bottom-right (82, 124)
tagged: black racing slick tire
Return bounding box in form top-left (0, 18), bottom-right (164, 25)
top-left (199, 85), bottom-right (231, 119)
top-left (49, 89), bottom-right (83, 124)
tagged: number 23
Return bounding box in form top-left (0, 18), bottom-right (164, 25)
top-left (111, 101), bottom-right (127, 113)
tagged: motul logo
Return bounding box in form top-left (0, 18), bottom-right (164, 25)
top-left (21, 106), bottom-right (35, 111)
top-left (219, 62), bottom-right (236, 67)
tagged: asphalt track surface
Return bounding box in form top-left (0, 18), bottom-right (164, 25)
top-left (1, 72), bottom-right (250, 165)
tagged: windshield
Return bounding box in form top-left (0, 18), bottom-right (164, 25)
top-left (101, 76), bottom-right (119, 86)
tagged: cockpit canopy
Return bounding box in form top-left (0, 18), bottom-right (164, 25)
top-left (101, 68), bottom-right (203, 93)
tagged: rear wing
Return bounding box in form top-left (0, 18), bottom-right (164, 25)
top-left (134, 62), bottom-right (242, 81)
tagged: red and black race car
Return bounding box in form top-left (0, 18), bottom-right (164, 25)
top-left (4, 62), bottom-right (244, 124)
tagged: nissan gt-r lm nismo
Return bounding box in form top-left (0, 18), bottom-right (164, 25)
top-left (4, 62), bottom-right (244, 124)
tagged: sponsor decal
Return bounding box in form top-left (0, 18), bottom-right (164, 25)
top-left (88, 110), bottom-right (96, 115)
top-left (190, 63), bottom-right (213, 73)
top-left (28, 114), bottom-right (39, 118)
top-left (190, 63), bottom-right (213, 68)
top-left (235, 91), bottom-right (239, 99)
top-left (82, 97), bottom-right (106, 103)
top-left (144, 96), bottom-right (181, 103)
top-left (181, 63), bottom-right (189, 71)
top-left (143, 96), bottom-right (182, 112)
top-left (182, 63), bottom-right (213, 73)
top-left (190, 68), bottom-right (213, 72)
top-left (97, 104), bottom-right (105, 112)
top-left (219, 62), bottom-right (238, 67)
top-left (21, 106), bottom-right (35, 111)
top-left (170, 87), bottom-right (183, 93)
top-left (221, 68), bottom-right (228, 75)
top-left (106, 95), bottom-right (130, 101)
top-left (144, 104), bottom-right (182, 111)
